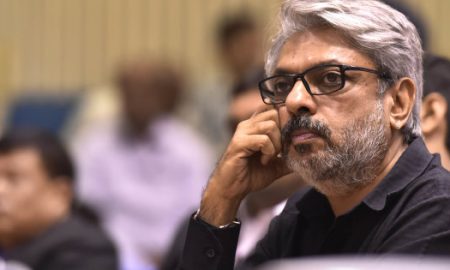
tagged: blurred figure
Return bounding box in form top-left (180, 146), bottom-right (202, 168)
top-left (217, 13), bottom-right (264, 83)
top-left (160, 68), bottom-right (305, 270)
top-left (0, 129), bottom-right (117, 270)
top-left (227, 69), bottom-right (268, 132)
top-left (182, 13), bottom-right (265, 155)
top-left (74, 58), bottom-right (213, 270)
top-left (420, 53), bottom-right (450, 170)
top-left (228, 69), bottom-right (305, 263)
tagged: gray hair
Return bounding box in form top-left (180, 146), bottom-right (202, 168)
top-left (266, 0), bottom-right (423, 142)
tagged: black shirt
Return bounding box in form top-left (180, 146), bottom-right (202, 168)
top-left (2, 214), bottom-right (118, 270)
top-left (181, 138), bottom-right (450, 270)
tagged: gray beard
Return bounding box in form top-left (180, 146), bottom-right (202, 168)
top-left (285, 102), bottom-right (388, 196)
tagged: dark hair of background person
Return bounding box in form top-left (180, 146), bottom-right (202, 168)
top-left (231, 68), bottom-right (266, 98)
top-left (0, 129), bottom-right (75, 183)
top-left (423, 53), bottom-right (450, 150)
top-left (0, 128), bottom-right (101, 224)
top-left (228, 68), bottom-right (266, 132)
top-left (217, 12), bottom-right (257, 48)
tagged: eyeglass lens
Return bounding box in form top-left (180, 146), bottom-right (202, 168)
top-left (261, 65), bottom-right (346, 103)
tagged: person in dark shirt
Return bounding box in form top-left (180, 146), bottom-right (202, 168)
top-left (180, 0), bottom-right (450, 269)
top-left (0, 129), bottom-right (118, 270)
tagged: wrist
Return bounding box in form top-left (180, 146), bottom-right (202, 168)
top-left (194, 209), bottom-right (241, 229)
top-left (199, 181), bottom-right (244, 227)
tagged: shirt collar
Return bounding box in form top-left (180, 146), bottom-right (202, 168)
top-left (363, 137), bottom-right (434, 211)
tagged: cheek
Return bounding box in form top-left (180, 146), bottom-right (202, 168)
top-left (8, 183), bottom-right (47, 216)
top-left (277, 107), bottom-right (291, 128)
top-left (10, 191), bottom-right (37, 216)
top-left (0, 195), bottom-right (32, 231)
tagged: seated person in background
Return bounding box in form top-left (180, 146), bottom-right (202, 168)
top-left (160, 69), bottom-right (305, 270)
top-left (0, 129), bottom-right (117, 270)
top-left (420, 53), bottom-right (450, 170)
top-left (180, 0), bottom-right (450, 269)
top-left (228, 69), bottom-right (306, 262)
top-left (74, 58), bottom-right (213, 270)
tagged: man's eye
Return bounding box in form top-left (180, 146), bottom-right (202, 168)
top-left (322, 72), bottom-right (342, 84)
top-left (273, 80), bottom-right (292, 94)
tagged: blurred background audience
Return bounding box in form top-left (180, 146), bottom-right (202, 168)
top-left (227, 69), bottom-right (305, 263)
top-left (0, 1), bottom-right (449, 270)
top-left (181, 12), bottom-right (265, 155)
top-left (160, 67), bottom-right (305, 270)
top-left (421, 53), bottom-right (450, 170)
top-left (0, 129), bottom-right (117, 270)
top-left (73, 58), bottom-right (213, 270)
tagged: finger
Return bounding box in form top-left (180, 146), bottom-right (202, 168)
top-left (250, 103), bottom-right (274, 117)
top-left (235, 110), bottom-right (280, 136)
top-left (246, 120), bottom-right (282, 155)
top-left (239, 134), bottom-right (276, 165)
top-left (249, 109), bottom-right (280, 129)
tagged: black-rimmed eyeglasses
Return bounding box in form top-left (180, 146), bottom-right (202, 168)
top-left (258, 64), bottom-right (391, 105)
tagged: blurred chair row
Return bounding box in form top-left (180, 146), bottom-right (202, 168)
top-left (5, 92), bottom-right (80, 136)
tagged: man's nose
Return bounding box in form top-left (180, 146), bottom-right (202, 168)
top-left (285, 79), bottom-right (317, 115)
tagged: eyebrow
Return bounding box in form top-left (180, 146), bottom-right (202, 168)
top-left (273, 60), bottom-right (343, 75)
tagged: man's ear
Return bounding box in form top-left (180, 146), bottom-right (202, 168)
top-left (387, 78), bottom-right (416, 130)
top-left (420, 92), bottom-right (448, 136)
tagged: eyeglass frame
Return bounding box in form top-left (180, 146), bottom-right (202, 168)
top-left (258, 64), bottom-right (392, 105)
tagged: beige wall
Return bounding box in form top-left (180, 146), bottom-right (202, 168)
top-left (0, 0), bottom-right (448, 95)
top-left (0, 0), bottom-right (279, 95)
top-left (407, 0), bottom-right (450, 58)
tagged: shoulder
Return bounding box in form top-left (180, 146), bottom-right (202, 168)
top-left (43, 215), bottom-right (118, 270)
top-left (405, 155), bottom-right (450, 204)
top-left (9, 215), bottom-right (118, 270)
top-left (55, 215), bottom-right (116, 249)
top-left (156, 116), bottom-right (210, 145)
top-left (154, 116), bottom-right (214, 159)
top-left (71, 121), bottom-right (119, 157)
top-left (374, 156), bottom-right (450, 253)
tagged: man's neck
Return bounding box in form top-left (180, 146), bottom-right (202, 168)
top-left (328, 136), bottom-right (408, 217)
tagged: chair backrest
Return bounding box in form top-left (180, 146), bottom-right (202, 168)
top-left (5, 93), bottom-right (80, 135)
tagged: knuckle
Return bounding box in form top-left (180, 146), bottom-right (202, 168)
top-left (257, 121), bottom-right (277, 133)
top-left (260, 137), bottom-right (275, 154)
top-left (267, 120), bottom-right (277, 130)
top-left (261, 136), bottom-right (271, 144)
top-left (267, 109), bottom-right (278, 118)
top-left (236, 120), bottom-right (246, 130)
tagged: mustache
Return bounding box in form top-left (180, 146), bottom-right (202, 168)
top-left (281, 114), bottom-right (332, 150)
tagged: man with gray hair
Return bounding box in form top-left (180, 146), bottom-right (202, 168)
top-left (179, 0), bottom-right (450, 269)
